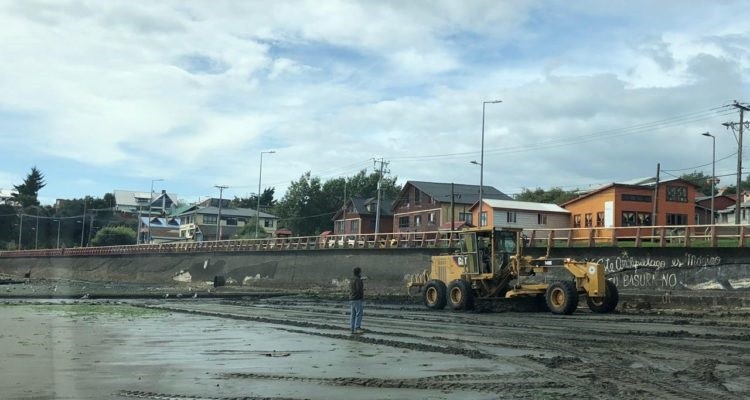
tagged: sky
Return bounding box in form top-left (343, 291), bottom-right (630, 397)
top-left (1, 0), bottom-right (749, 206)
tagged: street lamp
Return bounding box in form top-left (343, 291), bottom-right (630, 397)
top-left (477, 99), bottom-right (501, 227)
top-left (148, 179), bottom-right (164, 243)
top-left (702, 132), bottom-right (716, 224)
top-left (257, 150), bottom-right (275, 238)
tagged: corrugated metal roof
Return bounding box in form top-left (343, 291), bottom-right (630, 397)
top-left (405, 181), bottom-right (512, 205)
top-left (482, 199), bottom-right (570, 213)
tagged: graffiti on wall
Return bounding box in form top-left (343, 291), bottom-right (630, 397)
top-left (598, 253), bottom-right (722, 289)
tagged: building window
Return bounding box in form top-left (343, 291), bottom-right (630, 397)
top-left (203, 215), bottom-right (217, 224)
top-left (573, 215), bottom-right (581, 228)
top-left (414, 215), bottom-right (422, 227)
top-left (264, 219), bottom-right (274, 228)
top-left (226, 217), bottom-right (237, 226)
top-left (336, 220), bottom-right (345, 233)
top-left (480, 212), bottom-right (487, 227)
top-left (622, 194), bottom-right (652, 202)
top-left (459, 212), bottom-right (473, 224)
top-left (596, 212), bottom-right (604, 227)
top-left (507, 212), bottom-right (516, 223)
top-left (621, 211), bottom-right (636, 226)
top-left (637, 213), bottom-right (651, 226)
top-left (398, 216), bottom-right (409, 228)
top-left (584, 213), bottom-right (593, 227)
top-left (350, 219), bottom-right (359, 232)
top-left (428, 212), bottom-right (436, 224)
top-left (666, 186), bottom-right (688, 202)
top-left (666, 213), bottom-right (688, 225)
top-left (414, 190), bottom-right (421, 205)
top-left (538, 214), bottom-right (547, 225)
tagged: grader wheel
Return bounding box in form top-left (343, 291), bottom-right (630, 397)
top-left (586, 280), bottom-right (619, 313)
top-left (447, 280), bottom-right (474, 311)
top-left (545, 281), bottom-right (579, 315)
top-left (423, 280), bottom-right (447, 310)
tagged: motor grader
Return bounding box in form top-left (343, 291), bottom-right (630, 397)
top-left (406, 227), bottom-right (618, 315)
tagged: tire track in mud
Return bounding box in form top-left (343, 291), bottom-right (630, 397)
top-left (146, 300), bottom-right (750, 399)
top-left (253, 300), bottom-right (750, 399)
top-left (115, 390), bottom-right (302, 400)
top-left (142, 304), bottom-right (493, 359)
top-left (221, 372), bottom-right (570, 393)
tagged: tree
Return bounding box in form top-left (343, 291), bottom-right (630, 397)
top-left (679, 171), bottom-right (714, 196)
top-left (514, 187), bottom-right (578, 205)
top-left (234, 221), bottom-right (269, 239)
top-left (90, 226), bottom-right (136, 246)
top-left (12, 166), bottom-right (46, 207)
top-left (232, 188), bottom-right (276, 210)
top-left (275, 170), bottom-right (401, 236)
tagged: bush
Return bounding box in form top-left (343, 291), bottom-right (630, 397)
top-left (90, 226), bottom-right (136, 247)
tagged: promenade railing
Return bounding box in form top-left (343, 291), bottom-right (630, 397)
top-left (1, 224), bottom-right (747, 258)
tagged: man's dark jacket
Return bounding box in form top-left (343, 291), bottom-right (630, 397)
top-left (349, 276), bottom-right (364, 300)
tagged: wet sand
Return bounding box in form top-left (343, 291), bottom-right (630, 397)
top-left (1, 297), bottom-right (749, 399)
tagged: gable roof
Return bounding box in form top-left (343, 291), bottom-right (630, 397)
top-left (174, 205), bottom-right (278, 219)
top-left (397, 181), bottom-right (512, 207)
top-left (561, 177), bottom-right (701, 207)
top-left (333, 197), bottom-right (394, 220)
top-left (114, 189), bottom-right (180, 210)
top-left (475, 199), bottom-right (570, 214)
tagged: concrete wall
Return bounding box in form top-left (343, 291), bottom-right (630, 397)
top-left (1, 246), bottom-right (748, 293)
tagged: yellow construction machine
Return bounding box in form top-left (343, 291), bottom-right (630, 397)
top-left (406, 227), bottom-right (618, 315)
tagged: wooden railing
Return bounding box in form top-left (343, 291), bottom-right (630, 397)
top-left (1, 225), bottom-right (747, 258)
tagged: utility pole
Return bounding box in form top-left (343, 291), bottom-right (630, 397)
top-left (17, 213), bottom-right (23, 250)
top-left (651, 163), bottom-right (660, 230)
top-left (373, 158), bottom-right (390, 237)
top-left (80, 197), bottom-right (87, 247)
top-left (451, 182), bottom-right (455, 230)
top-left (88, 212), bottom-right (95, 246)
top-left (723, 101), bottom-right (750, 225)
top-left (215, 185), bottom-right (228, 241)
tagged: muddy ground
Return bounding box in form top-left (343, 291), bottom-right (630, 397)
top-left (1, 294), bottom-right (749, 400)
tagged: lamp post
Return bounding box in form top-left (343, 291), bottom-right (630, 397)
top-left (80, 197), bottom-right (87, 247)
top-left (53, 219), bottom-right (61, 248)
top-left (702, 132), bottom-right (715, 224)
top-left (148, 179), bottom-right (164, 244)
top-left (17, 213), bottom-right (23, 250)
top-left (35, 207), bottom-right (40, 249)
top-left (476, 100), bottom-right (501, 227)
top-left (257, 150), bottom-right (275, 238)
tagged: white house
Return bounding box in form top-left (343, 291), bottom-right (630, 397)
top-left (470, 199), bottom-right (570, 229)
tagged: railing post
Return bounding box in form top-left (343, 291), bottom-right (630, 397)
top-left (588, 228), bottom-right (595, 247)
top-left (547, 230), bottom-right (554, 249)
top-left (611, 229), bottom-right (617, 247)
top-left (566, 229), bottom-right (573, 247)
top-left (659, 227), bottom-right (666, 248)
top-left (684, 226), bottom-right (691, 248)
top-left (635, 226), bottom-right (642, 248)
top-left (710, 225), bottom-right (718, 247)
top-left (739, 226), bottom-right (746, 248)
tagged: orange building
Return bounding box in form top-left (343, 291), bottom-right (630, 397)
top-left (561, 178), bottom-right (700, 239)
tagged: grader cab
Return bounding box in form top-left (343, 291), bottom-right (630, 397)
top-left (407, 227), bottom-right (618, 315)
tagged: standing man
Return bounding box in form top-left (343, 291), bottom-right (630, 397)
top-left (349, 267), bottom-right (365, 334)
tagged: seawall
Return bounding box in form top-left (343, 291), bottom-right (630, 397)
top-left (0, 247), bottom-right (748, 294)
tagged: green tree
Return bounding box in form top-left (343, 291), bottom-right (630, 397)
top-left (679, 171), bottom-right (714, 196)
top-left (12, 166), bottom-right (46, 207)
top-left (232, 188), bottom-right (276, 210)
top-left (90, 226), bottom-right (136, 246)
top-left (234, 221), bottom-right (269, 239)
top-left (514, 187), bottom-right (578, 205)
top-left (275, 170), bottom-right (401, 236)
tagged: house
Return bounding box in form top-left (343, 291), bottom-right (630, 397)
top-left (0, 188), bottom-right (17, 205)
top-left (332, 197), bottom-right (394, 235)
top-left (469, 199), bottom-right (570, 230)
top-left (391, 181), bottom-right (512, 233)
top-left (173, 198), bottom-right (279, 241)
top-left (716, 200), bottom-right (750, 225)
top-left (113, 189), bottom-right (180, 216)
top-left (561, 177), bottom-right (700, 238)
top-left (138, 216), bottom-right (182, 244)
top-left (695, 194), bottom-right (736, 224)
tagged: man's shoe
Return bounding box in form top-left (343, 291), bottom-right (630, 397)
top-left (354, 328), bottom-right (365, 334)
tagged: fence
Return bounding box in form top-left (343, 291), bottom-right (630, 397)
top-left (1, 225), bottom-right (748, 258)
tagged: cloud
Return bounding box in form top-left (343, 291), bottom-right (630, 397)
top-left (0, 1), bottom-right (748, 204)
